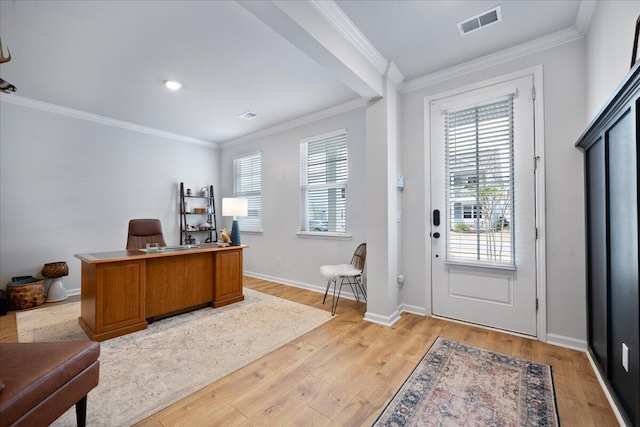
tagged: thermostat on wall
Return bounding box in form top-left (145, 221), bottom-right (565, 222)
top-left (397, 175), bottom-right (404, 190)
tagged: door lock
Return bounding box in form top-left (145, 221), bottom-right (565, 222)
top-left (433, 232), bottom-right (441, 238)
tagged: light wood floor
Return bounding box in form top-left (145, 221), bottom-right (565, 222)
top-left (0, 277), bottom-right (618, 426)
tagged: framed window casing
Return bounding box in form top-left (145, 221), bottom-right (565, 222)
top-left (300, 129), bottom-right (348, 235)
top-left (233, 151), bottom-right (262, 231)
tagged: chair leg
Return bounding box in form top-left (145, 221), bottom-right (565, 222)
top-left (76, 395), bottom-right (88, 427)
top-left (322, 278), bottom-right (334, 305)
top-left (346, 276), bottom-right (359, 302)
top-left (356, 277), bottom-right (367, 301)
top-left (331, 277), bottom-right (345, 316)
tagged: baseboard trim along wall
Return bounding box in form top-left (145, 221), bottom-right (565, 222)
top-left (546, 333), bottom-right (588, 351)
top-left (586, 350), bottom-right (632, 426)
top-left (398, 303), bottom-right (427, 316)
top-left (243, 271), bottom-right (362, 302)
top-left (363, 310), bottom-right (401, 327)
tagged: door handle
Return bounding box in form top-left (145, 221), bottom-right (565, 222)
top-left (433, 209), bottom-right (440, 226)
top-left (433, 232), bottom-right (441, 238)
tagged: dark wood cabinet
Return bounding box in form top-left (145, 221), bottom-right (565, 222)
top-left (577, 62), bottom-right (640, 426)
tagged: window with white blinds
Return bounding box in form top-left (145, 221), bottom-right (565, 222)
top-left (300, 129), bottom-right (347, 234)
top-left (445, 96), bottom-right (514, 265)
top-left (233, 152), bottom-right (262, 231)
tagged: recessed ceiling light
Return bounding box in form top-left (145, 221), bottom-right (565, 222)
top-left (164, 80), bottom-right (182, 90)
top-left (239, 111), bottom-right (259, 120)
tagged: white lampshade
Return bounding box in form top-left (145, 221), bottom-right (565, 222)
top-left (222, 198), bottom-right (248, 217)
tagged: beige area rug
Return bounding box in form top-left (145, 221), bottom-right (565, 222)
top-left (16, 289), bottom-right (333, 426)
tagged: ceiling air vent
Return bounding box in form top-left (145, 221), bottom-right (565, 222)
top-left (239, 111), bottom-right (259, 120)
top-left (457, 5), bottom-right (502, 36)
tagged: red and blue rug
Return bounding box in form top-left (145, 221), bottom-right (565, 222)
top-left (374, 336), bottom-right (559, 426)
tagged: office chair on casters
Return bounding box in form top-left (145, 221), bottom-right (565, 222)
top-left (320, 243), bottom-right (367, 316)
top-left (126, 219), bottom-right (167, 250)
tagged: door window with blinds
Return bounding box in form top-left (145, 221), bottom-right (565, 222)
top-left (233, 152), bottom-right (262, 231)
top-left (445, 95), bottom-right (514, 266)
top-left (300, 129), bottom-right (347, 234)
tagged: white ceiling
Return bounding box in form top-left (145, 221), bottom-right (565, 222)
top-left (335, 0), bottom-right (582, 81)
top-left (0, 0), bottom-right (586, 145)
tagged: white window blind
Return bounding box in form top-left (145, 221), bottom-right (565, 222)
top-left (300, 129), bottom-right (347, 233)
top-left (233, 152), bottom-right (262, 231)
top-left (445, 96), bottom-right (514, 265)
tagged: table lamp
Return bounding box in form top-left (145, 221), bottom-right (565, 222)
top-left (222, 198), bottom-right (248, 246)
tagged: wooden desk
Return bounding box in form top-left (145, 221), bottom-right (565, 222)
top-left (74, 244), bottom-right (245, 341)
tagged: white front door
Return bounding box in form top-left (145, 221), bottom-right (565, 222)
top-left (430, 75), bottom-right (537, 336)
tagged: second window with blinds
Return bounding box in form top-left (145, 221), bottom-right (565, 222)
top-left (300, 129), bottom-right (348, 234)
top-left (233, 152), bottom-right (262, 231)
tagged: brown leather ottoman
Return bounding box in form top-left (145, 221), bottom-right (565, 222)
top-left (0, 341), bottom-right (100, 427)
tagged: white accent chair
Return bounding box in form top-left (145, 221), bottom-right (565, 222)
top-left (320, 243), bottom-right (367, 315)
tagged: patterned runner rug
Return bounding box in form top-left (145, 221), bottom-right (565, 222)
top-left (16, 288), bottom-right (332, 426)
top-left (374, 336), bottom-right (559, 426)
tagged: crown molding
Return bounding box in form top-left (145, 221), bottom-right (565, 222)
top-left (385, 61), bottom-right (405, 86)
top-left (575, 0), bottom-right (597, 36)
top-left (220, 97), bottom-right (369, 148)
top-left (309, 0), bottom-right (388, 75)
top-left (400, 26), bottom-right (583, 93)
top-left (0, 94), bottom-right (218, 148)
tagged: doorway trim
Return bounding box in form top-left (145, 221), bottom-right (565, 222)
top-left (423, 65), bottom-right (547, 341)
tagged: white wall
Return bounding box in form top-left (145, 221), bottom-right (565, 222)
top-left (219, 107), bottom-right (367, 293)
top-left (400, 39), bottom-right (588, 343)
top-left (0, 99), bottom-right (219, 294)
top-left (585, 1), bottom-right (640, 122)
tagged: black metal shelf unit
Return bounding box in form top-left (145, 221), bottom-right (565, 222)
top-left (179, 182), bottom-right (218, 245)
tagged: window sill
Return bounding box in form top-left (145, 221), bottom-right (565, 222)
top-left (296, 232), bottom-right (352, 241)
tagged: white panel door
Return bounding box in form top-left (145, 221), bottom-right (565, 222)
top-left (430, 75), bottom-right (537, 336)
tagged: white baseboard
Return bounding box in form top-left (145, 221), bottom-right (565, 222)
top-left (546, 333), bottom-right (588, 351)
top-left (586, 350), bottom-right (631, 426)
top-left (398, 303), bottom-right (427, 316)
top-left (243, 271), bottom-right (362, 302)
top-left (364, 310), bottom-right (401, 327)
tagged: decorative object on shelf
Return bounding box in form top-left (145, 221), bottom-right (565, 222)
top-left (0, 38), bottom-right (17, 94)
top-left (186, 188), bottom-right (192, 196)
top-left (41, 261), bottom-right (69, 302)
top-left (632, 14), bottom-right (640, 69)
top-left (199, 221), bottom-right (213, 230)
top-left (194, 207), bottom-right (206, 214)
top-left (207, 204), bottom-right (212, 214)
top-left (200, 186), bottom-right (209, 197)
top-left (205, 237), bottom-right (212, 243)
top-left (186, 235), bottom-right (196, 245)
top-left (187, 224), bottom-right (196, 231)
top-left (222, 198), bottom-right (248, 246)
top-left (184, 200), bottom-right (191, 213)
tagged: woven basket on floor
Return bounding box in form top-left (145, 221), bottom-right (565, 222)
top-left (7, 280), bottom-right (45, 310)
top-left (42, 261), bottom-right (69, 278)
